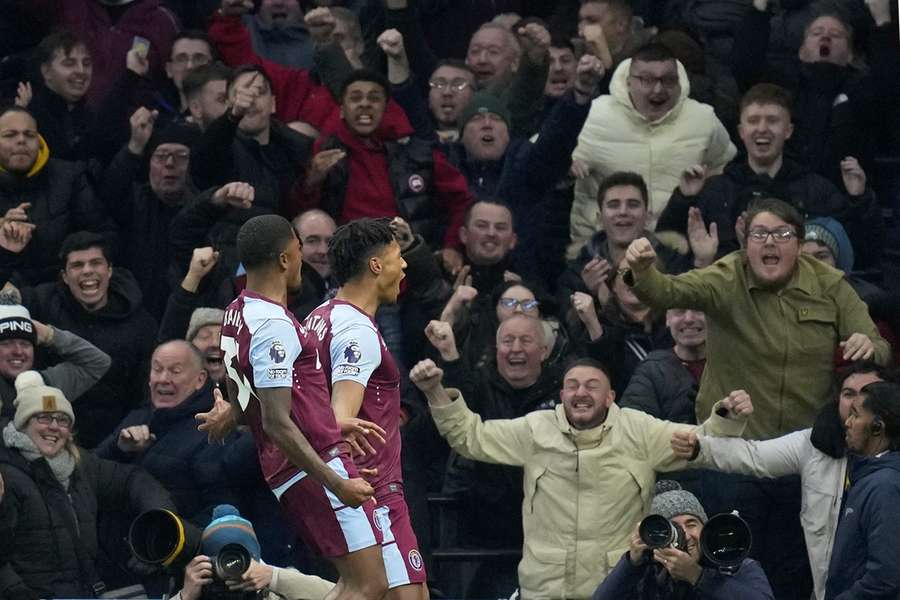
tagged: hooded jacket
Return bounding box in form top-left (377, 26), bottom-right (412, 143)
top-left (26, 269), bottom-right (158, 448)
top-left (0, 445), bottom-right (175, 599)
top-left (656, 158), bottom-right (883, 268)
top-left (0, 157), bottom-right (114, 286)
top-left (824, 451), bottom-right (900, 600)
top-left (569, 59), bottom-right (736, 258)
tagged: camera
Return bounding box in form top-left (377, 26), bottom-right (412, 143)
top-left (638, 514), bottom-right (688, 551)
top-left (128, 505), bottom-right (262, 600)
top-left (699, 512), bottom-right (753, 574)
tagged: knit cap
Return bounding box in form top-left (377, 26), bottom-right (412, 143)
top-left (650, 480), bottom-right (708, 523)
top-left (147, 122), bottom-right (201, 158)
top-left (0, 293), bottom-right (36, 346)
top-left (459, 93), bottom-right (511, 129)
top-left (186, 308), bottom-right (225, 342)
top-left (13, 371), bottom-right (75, 430)
top-left (804, 217), bottom-right (854, 273)
top-left (200, 504), bottom-right (261, 561)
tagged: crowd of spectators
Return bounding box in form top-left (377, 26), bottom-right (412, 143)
top-left (0, 0), bottom-right (898, 598)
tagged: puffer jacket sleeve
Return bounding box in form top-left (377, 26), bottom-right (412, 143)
top-left (619, 359), bottom-right (666, 419)
top-left (694, 429), bottom-right (808, 479)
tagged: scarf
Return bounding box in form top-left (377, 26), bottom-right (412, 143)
top-left (3, 422), bottom-right (76, 489)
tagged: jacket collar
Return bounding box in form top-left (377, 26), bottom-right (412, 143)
top-left (553, 402), bottom-right (617, 446)
top-left (609, 58), bottom-right (691, 125)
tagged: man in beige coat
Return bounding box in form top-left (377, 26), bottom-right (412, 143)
top-left (410, 353), bottom-right (752, 599)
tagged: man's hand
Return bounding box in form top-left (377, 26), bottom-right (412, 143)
top-left (571, 291), bottom-right (604, 340)
top-left (654, 547), bottom-right (703, 585)
top-left (718, 389), bottom-right (753, 418)
top-left (518, 23), bottom-right (551, 64)
top-left (840, 156), bottom-right (867, 196)
top-left (425, 320), bottom-right (459, 361)
top-left (128, 107), bottom-right (158, 155)
top-left (628, 526), bottom-right (649, 566)
top-left (570, 158), bottom-right (591, 179)
top-left (580, 257), bottom-right (611, 302)
top-left (183, 246), bottom-right (220, 292)
top-left (305, 149), bottom-right (346, 189)
top-left (14, 82), bottom-right (32, 109)
top-left (410, 359), bottom-right (445, 394)
top-left (221, 0), bottom-right (254, 16)
top-left (752, 0), bottom-right (769, 12)
top-left (734, 211), bottom-right (748, 249)
top-left (196, 387), bottom-right (239, 444)
top-left (441, 248), bottom-right (464, 276)
top-left (679, 164), bottom-right (707, 197)
top-left (440, 282), bottom-right (477, 325)
top-left (335, 477), bottom-right (375, 508)
top-left (229, 72), bottom-right (260, 119)
top-left (686, 207), bottom-right (718, 268)
top-left (117, 425), bottom-right (157, 454)
top-left (573, 54), bottom-right (605, 102)
top-left (32, 319), bottom-right (53, 345)
top-left (0, 221), bottom-right (35, 254)
top-left (625, 238), bottom-right (656, 272)
top-left (305, 8), bottom-right (337, 42)
top-left (126, 47), bottom-right (150, 77)
top-left (670, 430), bottom-right (699, 460)
top-left (3, 202), bottom-right (30, 224)
top-left (865, 0), bottom-right (892, 26)
top-left (212, 182), bottom-right (254, 209)
top-left (390, 217), bottom-right (415, 251)
top-left (182, 555), bottom-right (214, 600)
top-left (504, 270), bottom-right (522, 283)
top-left (841, 333), bottom-right (875, 361)
top-left (226, 560), bottom-right (273, 592)
top-left (340, 417), bottom-right (387, 457)
top-left (581, 24), bottom-right (613, 69)
top-left (378, 29), bottom-right (406, 61)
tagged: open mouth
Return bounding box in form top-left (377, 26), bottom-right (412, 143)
top-left (79, 279), bottom-right (101, 295)
top-left (819, 44), bottom-right (831, 58)
top-left (753, 137), bottom-right (773, 151)
top-left (7, 358), bottom-right (25, 369)
top-left (355, 114), bottom-right (374, 127)
top-left (761, 253), bottom-right (780, 266)
top-left (41, 434), bottom-right (60, 444)
top-left (480, 134), bottom-right (495, 144)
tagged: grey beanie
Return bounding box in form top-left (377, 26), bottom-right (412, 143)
top-left (186, 308), bottom-right (224, 342)
top-left (650, 481), bottom-right (708, 523)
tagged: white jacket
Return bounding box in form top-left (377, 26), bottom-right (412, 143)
top-left (696, 430), bottom-right (846, 600)
top-left (568, 59), bottom-right (736, 258)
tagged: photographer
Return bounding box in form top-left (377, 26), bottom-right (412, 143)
top-left (170, 505), bottom-right (333, 600)
top-left (592, 483), bottom-right (774, 600)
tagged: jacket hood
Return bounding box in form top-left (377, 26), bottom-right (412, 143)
top-left (850, 451), bottom-right (900, 483)
top-left (58, 267), bottom-right (146, 321)
top-left (609, 58), bottom-right (691, 124)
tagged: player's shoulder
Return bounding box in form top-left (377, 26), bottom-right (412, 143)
top-left (243, 296), bottom-right (298, 336)
top-left (329, 301), bottom-right (377, 333)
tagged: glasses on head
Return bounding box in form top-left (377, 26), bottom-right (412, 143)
top-left (34, 412), bottom-right (72, 429)
top-left (151, 150), bottom-right (190, 164)
top-left (747, 227), bottom-right (797, 244)
top-left (171, 54), bottom-right (211, 67)
top-left (499, 297), bottom-right (539, 312)
top-left (429, 78), bottom-right (470, 93)
top-left (629, 74), bottom-right (679, 90)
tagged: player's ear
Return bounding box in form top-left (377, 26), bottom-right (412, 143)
top-left (369, 256), bottom-right (383, 275)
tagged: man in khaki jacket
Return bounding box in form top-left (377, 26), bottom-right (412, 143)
top-left (410, 352), bottom-right (752, 600)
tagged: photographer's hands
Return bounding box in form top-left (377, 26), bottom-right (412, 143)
top-left (181, 556), bottom-right (213, 600)
top-left (654, 546), bottom-right (703, 585)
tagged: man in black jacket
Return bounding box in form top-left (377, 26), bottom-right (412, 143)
top-left (656, 83), bottom-right (883, 268)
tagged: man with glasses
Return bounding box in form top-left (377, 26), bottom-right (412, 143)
top-left (656, 83), bottom-right (881, 268)
top-left (427, 61), bottom-right (476, 143)
top-left (569, 43), bottom-right (735, 257)
top-left (164, 31), bottom-right (215, 116)
top-left (624, 197), bottom-right (890, 599)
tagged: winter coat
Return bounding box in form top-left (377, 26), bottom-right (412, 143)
top-left (0, 158), bottom-right (114, 286)
top-left (100, 147), bottom-right (195, 319)
top-left (569, 59), bottom-right (736, 258)
top-left (620, 349), bottom-right (699, 424)
top-left (25, 270), bottom-right (158, 448)
top-left (22, 0), bottom-right (180, 108)
top-left (824, 451), bottom-right (900, 600)
top-left (655, 159), bottom-right (883, 269)
top-left (450, 89), bottom-right (591, 267)
top-left (243, 15), bottom-right (314, 69)
top-left (95, 382), bottom-right (236, 525)
top-left (431, 390), bottom-right (747, 599)
top-left (593, 552), bottom-right (774, 600)
top-left (0, 445), bottom-right (174, 599)
top-left (0, 327), bottom-right (110, 424)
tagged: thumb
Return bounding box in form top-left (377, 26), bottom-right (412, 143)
top-left (149, 433), bottom-right (157, 442)
top-left (708, 222), bottom-right (718, 238)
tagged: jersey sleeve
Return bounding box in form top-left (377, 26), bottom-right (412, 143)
top-left (329, 320), bottom-right (382, 386)
top-left (249, 318), bottom-right (302, 389)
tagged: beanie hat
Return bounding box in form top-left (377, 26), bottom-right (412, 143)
top-left (201, 504), bottom-right (261, 561)
top-left (650, 480), bottom-right (708, 523)
top-left (13, 371), bottom-right (75, 430)
top-left (459, 93), bottom-right (511, 129)
top-left (804, 217), bottom-right (854, 273)
top-left (0, 294), bottom-right (36, 346)
top-left (186, 308), bottom-right (225, 342)
top-left (147, 122), bottom-right (201, 159)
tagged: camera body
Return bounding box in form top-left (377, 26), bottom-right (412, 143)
top-left (638, 514), bottom-right (688, 551)
top-left (201, 544), bottom-right (258, 600)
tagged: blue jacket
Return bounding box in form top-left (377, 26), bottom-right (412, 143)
top-left (94, 382), bottom-right (239, 524)
top-left (824, 451), bottom-right (900, 600)
top-left (594, 552), bottom-right (774, 600)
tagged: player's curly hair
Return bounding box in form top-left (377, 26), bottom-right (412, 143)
top-left (328, 218), bottom-right (395, 286)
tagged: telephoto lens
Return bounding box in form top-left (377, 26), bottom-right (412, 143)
top-left (638, 514), bottom-right (688, 551)
top-left (700, 512), bottom-right (753, 572)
